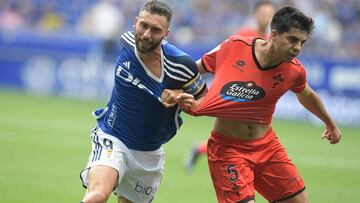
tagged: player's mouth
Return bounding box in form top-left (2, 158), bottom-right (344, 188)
top-left (138, 40), bottom-right (152, 50)
top-left (139, 38), bottom-right (150, 46)
top-left (290, 50), bottom-right (299, 58)
top-left (286, 54), bottom-right (296, 61)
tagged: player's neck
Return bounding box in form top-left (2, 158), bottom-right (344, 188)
top-left (137, 46), bottom-right (162, 62)
top-left (255, 39), bottom-right (282, 68)
top-left (137, 46), bottom-right (163, 78)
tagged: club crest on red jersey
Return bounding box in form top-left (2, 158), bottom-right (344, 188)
top-left (272, 73), bottom-right (284, 88)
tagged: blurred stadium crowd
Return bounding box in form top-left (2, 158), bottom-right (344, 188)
top-left (1, 0), bottom-right (359, 59)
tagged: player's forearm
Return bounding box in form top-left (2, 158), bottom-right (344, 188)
top-left (298, 90), bottom-right (337, 129)
top-left (196, 60), bottom-right (207, 74)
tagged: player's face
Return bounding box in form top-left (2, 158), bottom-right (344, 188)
top-left (134, 11), bottom-right (169, 53)
top-left (273, 28), bottom-right (308, 61)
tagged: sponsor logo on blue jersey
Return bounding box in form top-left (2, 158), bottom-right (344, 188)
top-left (116, 64), bottom-right (161, 102)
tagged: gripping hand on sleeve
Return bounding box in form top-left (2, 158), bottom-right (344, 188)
top-left (176, 93), bottom-right (202, 115)
top-left (161, 89), bottom-right (183, 108)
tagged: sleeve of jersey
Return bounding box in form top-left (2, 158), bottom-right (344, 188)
top-left (180, 57), bottom-right (207, 98)
top-left (291, 65), bottom-right (307, 93)
top-left (201, 39), bottom-right (230, 74)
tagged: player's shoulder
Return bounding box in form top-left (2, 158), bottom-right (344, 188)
top-left (162, 40), bottom-right (189, 58)
top-left (228, 35), bottom-right (254, 46)
top-left (162, 42), bottom-right (198, 79)
top-left (162, 41), bottom-right (196, 66)
top-left (282, 58), bottom-right (306, 76)
top-left (120, 31), bottom-right (136, 49)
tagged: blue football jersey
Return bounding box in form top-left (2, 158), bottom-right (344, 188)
top-left (93, 31), bottom-right (206, 151)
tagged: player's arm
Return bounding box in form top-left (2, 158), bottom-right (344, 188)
top-left (161, 55), bottom-right (207, 108)
top-left (196, 59), bottom-right (207, 74)
top-left (296, 83), bottom-right (342, 144)
top-left (161, 74), bottom-right (207, 108)
top-left (162, 40), bottom-right (226, 108)
top-left (166, 43), bottom-right (225, 110)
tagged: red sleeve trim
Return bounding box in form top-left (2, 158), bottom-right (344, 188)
top-left (201, 58), bottom-right (211, 73)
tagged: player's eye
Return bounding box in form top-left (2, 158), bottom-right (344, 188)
top-left (140, 22), bottom-right (149, 29)
top-left (301, 40), bottom-right (307, 46)
top-left (288, 36), bottom-right (299, 44)
top-left (149, 26), bottom-right (162, 34)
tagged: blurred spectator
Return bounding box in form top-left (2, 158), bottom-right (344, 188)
top-left (234, 1), bottom-right (276, 38)
top-left (0, 0), bottom-right (359, 59)
top-left (77, 0), bottom-right (124, 58)
top-left (37, 2), bottom-right (64, 32)
top-left (0, 3), bottom-right (24, 32)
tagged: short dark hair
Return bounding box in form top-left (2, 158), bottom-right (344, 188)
top-left (140, 0), bottom-right (172, 25)
top-left (270, 6), bottom-right (314, 35)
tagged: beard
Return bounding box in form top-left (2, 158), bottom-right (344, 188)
top-left (135, 32), bottom-right (162, 54)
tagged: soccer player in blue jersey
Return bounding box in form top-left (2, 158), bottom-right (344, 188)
top-left (79, 1), bottom-right (207, 203)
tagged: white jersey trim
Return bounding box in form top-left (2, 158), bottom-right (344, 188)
top-left (121, 32), bottom-right (135, 47)
top-left (164, 61), bottom-right (192, 79)
top-left (175, 107), bottom-right (180, 130)
top-left (134, 47), bottom-right (164, 83)
top-left (163, 68), bottom-right (187, 82)
top-left (164, 57), bottom-right (195, 77)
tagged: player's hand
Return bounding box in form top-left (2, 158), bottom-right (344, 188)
top-left (177, 93), bottom-right (196, 111)
top-left (321, 127), bottom-right (342, 144)
top-left (161, 89), bottom-right (183, 108)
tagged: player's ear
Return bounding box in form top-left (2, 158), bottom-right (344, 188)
top-left (270, 29), bottom-right (279, 40)
top-left (133, 16), bottom-right (138, 28)
top-left (164, 29), bottom-right (170, 39)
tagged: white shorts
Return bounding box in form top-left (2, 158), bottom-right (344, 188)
top-left (80, 126), bottom-right (165, 203)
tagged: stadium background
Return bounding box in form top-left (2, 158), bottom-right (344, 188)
top-left (1, 0), bottom-right (359, 202)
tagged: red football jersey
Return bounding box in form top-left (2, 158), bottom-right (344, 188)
top-left (191, 36), bottom-right (306, 124)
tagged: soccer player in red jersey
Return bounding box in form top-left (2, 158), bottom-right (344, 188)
top-left (165, 6), bottom-right (342, 203)
top-left (184, 1), bottom-right (276, 173)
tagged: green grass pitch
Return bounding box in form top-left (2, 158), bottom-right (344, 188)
top-left (0, 89), bottom-right (359, 203)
